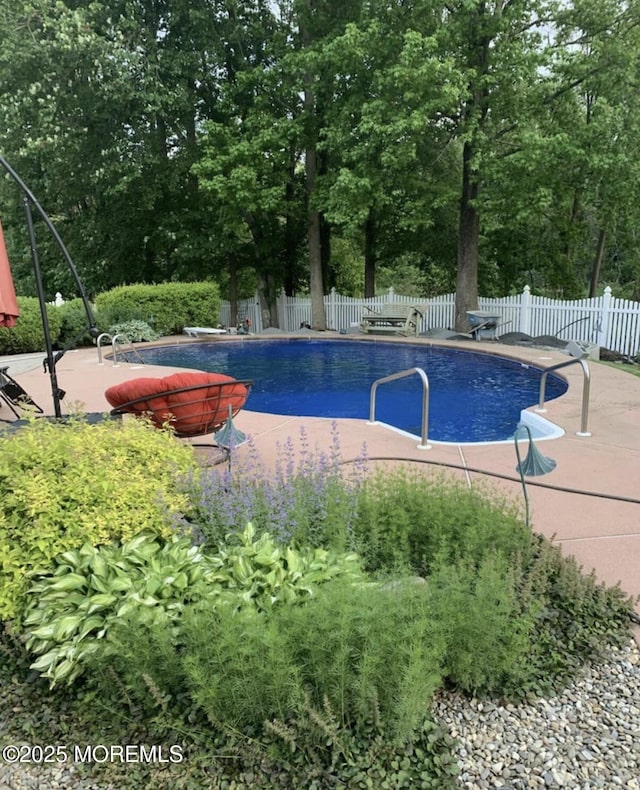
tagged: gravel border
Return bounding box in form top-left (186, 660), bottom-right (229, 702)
top-left (433, 640), bottom-right (640, 789)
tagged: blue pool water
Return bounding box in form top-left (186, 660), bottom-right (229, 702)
top-left (131, 339), bottom-right (567, 443)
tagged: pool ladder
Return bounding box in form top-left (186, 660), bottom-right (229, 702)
top-left (368, 367), bottom-right (431, 449)
top-left (96, 333), bottom-right (146, 368)
top-left (536, 355), bottom-right (591, 436)
top-left (369, 355), bottom-right (592, 447)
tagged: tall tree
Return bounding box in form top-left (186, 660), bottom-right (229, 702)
top-left (317, 6), bottom-right (463, 297)
top-left (194, 0), bottom-right (308, 327)
top-left (0, 0), bottom-right (249, 294)
top-left (437, 0), bottom-right (560, 328)
top-left (478, 0), bottom-right (640, 298)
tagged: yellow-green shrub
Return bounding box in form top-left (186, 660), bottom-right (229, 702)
top-left (0, 416), bottom-right (199, 622)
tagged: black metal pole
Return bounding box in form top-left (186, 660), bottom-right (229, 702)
top-left (0, 154), bottom-right (97, 334)
top-left (23, 198), bottom-right (63, 417)
top-left (0, 153), bottom-right (99, 417)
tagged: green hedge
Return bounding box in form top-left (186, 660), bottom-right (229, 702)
top-left (0, 297), bottom-right (63, 354)
top-left (56, 298), bottom-right (97, 348)
top-left (94, 282), bottom-right (221, 336)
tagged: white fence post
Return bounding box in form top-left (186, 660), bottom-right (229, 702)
top-left (597, 286), bottom-right (612, 348)
top-left (519, 285), bottom-right (531, 334)
top-left (328, 287), bottom-right (337, 331)
top-left (219, 285), bottom-right (640, 353)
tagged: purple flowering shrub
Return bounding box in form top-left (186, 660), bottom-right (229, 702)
top-left (189, 423), bottom-right (367, 549)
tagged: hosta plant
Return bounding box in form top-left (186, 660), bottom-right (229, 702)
top-left (23, 533), bottom-right (216, 686)
top-left (23, 524), bottom-right (365, 686)
top-left (206, 522), bottom-right (364, 611)
top-left (107, 320), bottom-right (160, 343)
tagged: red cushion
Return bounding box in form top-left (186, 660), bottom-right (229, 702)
top-left (105, 372), bottom-right (248, 436)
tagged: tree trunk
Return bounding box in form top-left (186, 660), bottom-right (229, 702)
top-left (304, 111), bottom-right (326, 328)
top-left (283, 144), bottom-right (298, 296)
top-left (303, 6), bottom-right (327, 331)
top-left (320, 213), bottom-right (331, 292)
top-left (258, 272), bottom-right (279, 329)
top-left (454, 141), bottom-right (480, 331)
top-left (364, 209), bottom-right (376, 298)
top-left (308, 197), bottom-right (326, 329)
top-left (229, 260), bottom-right (238, 327)
top-left (588, 228), bottom-right (606, 298)
top-left (244, 209), bottom-right (278, 328)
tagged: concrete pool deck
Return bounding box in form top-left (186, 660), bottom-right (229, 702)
top-left (2, 334), bottom-right (639, 634)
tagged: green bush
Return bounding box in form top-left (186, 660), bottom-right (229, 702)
top-left (79, 573), bottom-right (450, 786)
top-left (0, 296), bottom-right (63, 354)
top-left (2, 444), bottom-right (636, 788)
top-left (0, 416), bottom-right (198, 622)
top-left (56, 298), bottom-right (96, 348)
top-left (107, 320), bottom-right (160, 343)
top-left (427, 553), bottom-right (537, 695)
top-left (22, 523), bottom-right (364, 686)
top-left (265, 578), bottom-right (445, 742)
top-left (94, 282), bottom-right (220, 336)
top-left (104, 577), bottom-right (443, 742)
top-left (513, 535), bottom-right (636, 690)
top-left (351, 468), bottom-right (531, 575)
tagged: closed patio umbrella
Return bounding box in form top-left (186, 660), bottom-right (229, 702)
top-left (0, 218), bottom-right (19, 327)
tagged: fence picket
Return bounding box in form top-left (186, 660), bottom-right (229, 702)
top-left (220, 287), bottom-right (640, 357)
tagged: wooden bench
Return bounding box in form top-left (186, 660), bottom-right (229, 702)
top-left (359, 304), bottom-right (426, 336)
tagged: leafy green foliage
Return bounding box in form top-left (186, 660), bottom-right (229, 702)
top-left (0, 297), bottom-right (63, 354)
top-left (83, 574), bottom-right (454, 785)
top-left (55, 298), bottom-right (97, 348)
top-left (0, 416), bottom-right (198, 622)
top-left (107, 319), bottom-right (160, 343)
top-left (23, 533), bottom-right (219, 687)
top-left (261, 712), bottom-right (459, 789)
top-left (203, 522), bottom-right (364, 612)
top-left (94, 282), bottom-right (221, 336)
top-left (22, 523), bottom-right (364, 686)
top-left (1, 427), bottom-right (636, 787)
top-left (351, 467), bottom-right (530, 575)
top-left (180, 577), bottom-right (443, 740)
top-left (514, 535), bottom-right (637, 690)
top-left (427, 554), bottom-right (538, 696)
top-left (3, 0), bottom-right (640, 309)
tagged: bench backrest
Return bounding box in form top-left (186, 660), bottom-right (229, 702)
top-left (371, 303), bottom-right (424, 317)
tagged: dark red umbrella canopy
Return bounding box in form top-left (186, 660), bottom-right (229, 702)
top-left (0, 218), bottom-right (19, 327)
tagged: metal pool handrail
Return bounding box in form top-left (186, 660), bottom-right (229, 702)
top-left (535, 357), bottom-right (591, 436)
top-left (96, 333), bottom-right (146, 367)
top-left (96, 332), bottom-right (115, 365)
top-left (368, 367), bottom-right (431, 449)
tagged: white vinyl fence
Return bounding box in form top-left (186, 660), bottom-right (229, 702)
top-left (224, 285), bottom-right (640, 356)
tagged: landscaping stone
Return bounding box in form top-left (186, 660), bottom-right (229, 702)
top-left (433, 640), bottom-right (640, 790)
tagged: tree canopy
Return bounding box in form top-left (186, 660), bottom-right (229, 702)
top-left (1, 0), bottom-right (639, 329)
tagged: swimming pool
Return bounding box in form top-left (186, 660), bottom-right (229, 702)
top-left (130, 339), bottom-right (568, 443)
